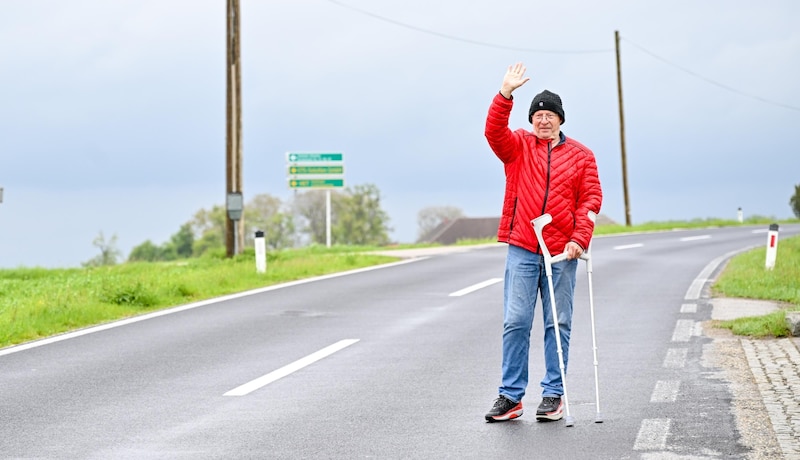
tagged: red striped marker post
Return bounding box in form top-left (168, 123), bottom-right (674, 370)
top-left (765, 224), bottom-right (779, 270)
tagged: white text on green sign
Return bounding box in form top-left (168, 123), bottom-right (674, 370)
top-left (289, 165), bottom-right (344, 175)
top-left (289, 178), bottom-right (344, 189)
top-left (287, 152), bottom-right (343, 163)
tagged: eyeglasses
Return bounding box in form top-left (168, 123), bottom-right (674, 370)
top-left (532, 113), bottom-right (557, 122)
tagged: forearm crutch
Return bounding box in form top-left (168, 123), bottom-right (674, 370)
top-left (531, 211), bottom-right (601, 427)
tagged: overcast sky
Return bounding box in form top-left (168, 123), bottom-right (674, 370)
top-left (1, 0), bottom-right (799, 268)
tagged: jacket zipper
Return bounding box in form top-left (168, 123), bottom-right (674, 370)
top-left (541, 140), bottom-right (553, 216)
top-left (536, 140), bottom-right (554, 254)
top-left (509, 198), bottom-right (517, 235)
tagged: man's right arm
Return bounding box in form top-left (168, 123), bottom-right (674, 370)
top-left (485, 93), bottom-right (519, 163)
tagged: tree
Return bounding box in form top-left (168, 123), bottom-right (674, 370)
top-left (417, 206), bottom-right (465, 240)
top-left (165, 223), bottom-right (194, 259)
top-left (82, 231), bottom-right (122, 267)
top-left (332, 183), bottom-right (392, 246)
top-left (261, 212), bottom-right (296, 250)
top-left (791, 183), bottom-right (800, 219)
top-left (292, 190), bottom-right (344, 245)
top-left (127, 224), bottom-right (193, 262)
top-left (192, 231), bottom-right (224, 258)
top-left (244, 193), bottom-right (296, 250)
top-left (128, 240), bottom-right (164, 262)
top-left (189, 205), bottom-right (226, 256)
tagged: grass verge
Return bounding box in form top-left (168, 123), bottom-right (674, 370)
top-left (712, 234), bottom-right (800, 337)
top-left (0, 246), bottom-right (396, 349)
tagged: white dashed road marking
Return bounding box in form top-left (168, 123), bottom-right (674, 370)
top-left (634, 418), bottom-right (671, 451)
top-left (224, 339), bottom-right (359, 396)
top-left (449, 278), bottom-right (503, 297)
top-left (671, 320), bottom-right (695, 342)
top-left (613, 243), bottom-right (643, 250)
top-left (650, 380), bottom-right (680, 403)
top-left (679, 235), bottom-right (711, 242)
top-left (663, 348), bottom-right (688, 369)
top-left (634, 242), bottom-right (766, 455)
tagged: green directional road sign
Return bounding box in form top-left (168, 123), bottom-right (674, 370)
top-left (288, 165), bottom-right (344, 175)
top-left (289, 178), bottom-right (344, 189)
top-left (287, 152), bottom-right (343, 163)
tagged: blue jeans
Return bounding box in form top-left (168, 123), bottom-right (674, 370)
top-left (499, 244), bottom-right (577, 403)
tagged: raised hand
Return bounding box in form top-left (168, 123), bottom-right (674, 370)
top-left (500, 62), bottom-right (530, 98)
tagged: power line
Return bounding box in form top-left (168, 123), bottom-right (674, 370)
top-left (325, 0), bottom-right (612, 54)
top-left (325, 1), bottom-right (798, 112)
top-left (621, 36), bottom-right (800, 113)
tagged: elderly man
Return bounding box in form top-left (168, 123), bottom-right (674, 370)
top-left (483, 63), bottom-right (603, 423)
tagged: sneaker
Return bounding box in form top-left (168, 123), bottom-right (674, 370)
top-left (535, 396), bottom-right (563, 421)
top-left (485, 395), bottom-right (523, 422)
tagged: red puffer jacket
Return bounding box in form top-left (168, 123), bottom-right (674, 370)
top-left (485, 92), bottom-right (603, 255)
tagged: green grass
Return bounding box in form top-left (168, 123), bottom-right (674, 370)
top-left (712, 234), bottom-right (800, 338)
top-left (593, 216), bottom-right (791, 235)
top-left (594, 217), bottom-right (800, 338)
top-left (0, 246), bottom-right (396, 348)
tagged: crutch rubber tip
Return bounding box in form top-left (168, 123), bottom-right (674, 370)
top-left (564, 416), bottom-right (575, 427)
top-left (595, 413), bottom-right (604, 423)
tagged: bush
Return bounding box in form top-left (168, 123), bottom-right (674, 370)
top-left (100, 282), bottom-right (158, 307)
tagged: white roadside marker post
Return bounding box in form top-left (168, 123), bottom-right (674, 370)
top-left (765, 224), bottom-right (779, 270)
top-left (255, 230), bottom-right (267, 273)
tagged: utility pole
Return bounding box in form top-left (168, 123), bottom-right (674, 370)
top-left (615, 30), bottom-right (632, 227)
top-left (226, 0), bottom-right (244, 256)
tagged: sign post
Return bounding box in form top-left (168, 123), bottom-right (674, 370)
top-left (286, 152), bottom-right (345, 247)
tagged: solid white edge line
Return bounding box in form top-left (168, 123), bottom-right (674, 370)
top-left (449, 278), bottom-right (503, 297)
top-left (224, 339), bottom-right (359, 396)
top-left (683, 245), bottom-right (758, 300)
top-left (0, 258), bottom-right (422, 357)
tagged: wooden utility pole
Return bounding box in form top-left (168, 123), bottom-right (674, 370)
top-left (615, 30), bottom-right (632, 227)
top-left (226, 0), bottom-right (244, 256)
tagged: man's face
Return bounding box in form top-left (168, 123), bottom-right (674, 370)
top-left (531, 110), bottom-right (561, 140)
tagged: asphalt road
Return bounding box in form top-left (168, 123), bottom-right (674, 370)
top-left (2, 223), bottom-right (799, 459)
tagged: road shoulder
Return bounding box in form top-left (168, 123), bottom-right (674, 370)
top-left (704, 297), bottom-right (799, 459)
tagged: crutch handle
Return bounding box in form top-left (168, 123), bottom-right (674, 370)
top-left (531, 214), bottom-right (553, 259)
top-left (532, 211), bottom-right (597, 253)
top-left (551, 251), bottom-right (590, 265)
top-left (532, 211), bottom-right (596, 274)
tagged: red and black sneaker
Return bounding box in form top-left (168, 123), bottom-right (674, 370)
top-left (535, 396), bottom-right (563, 421)
top-left (485, 395), bottom-right (523, 422)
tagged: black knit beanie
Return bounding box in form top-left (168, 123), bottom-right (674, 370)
top-left (528, 89), bottom-right (565, 125)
